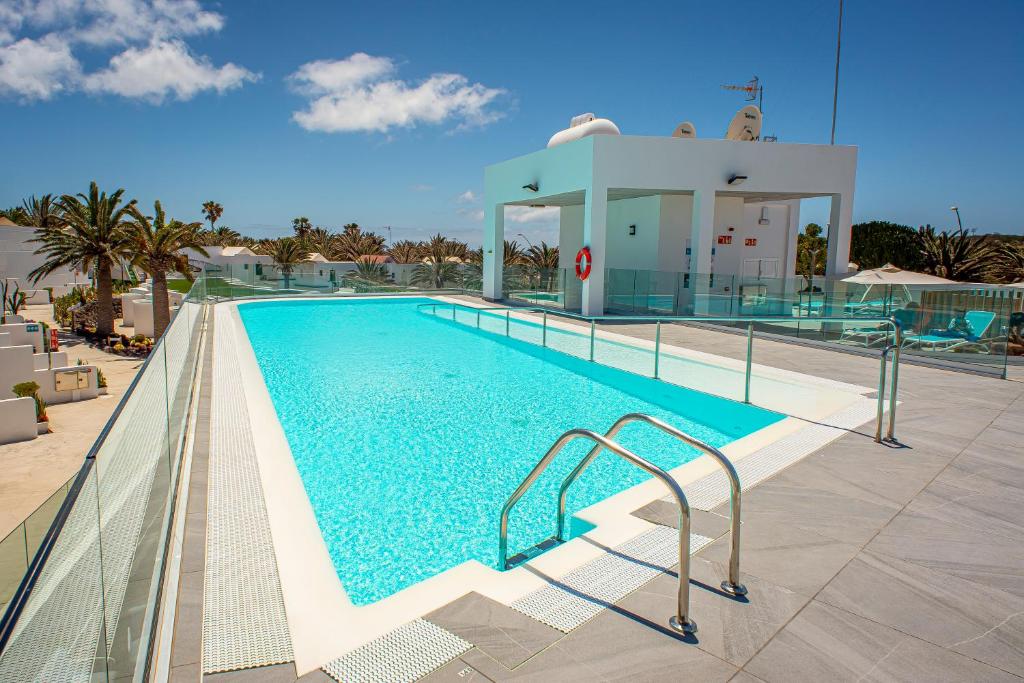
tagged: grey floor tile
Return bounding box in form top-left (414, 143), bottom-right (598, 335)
top-left (818, 551), bottom-right (1024, 675)
top-left (728, 672), bottom-right (766, 683)
top-left (204, 662), bottom-right (297, 682)
top-left (697, 515), bottom-right (861, 597)
top-left (716, 477), bottom-right (898, 545)
top-left (614, 557), bottom-right (808, 667)
top-left (295, 670), bottom-right (335, 683)
top-left (632, 500), bottom-right (732, 539)
top-left (509, 608), bottom-right (736, 682)
top-left (867, 504), bottom-right (1024, 598)
top-left (172, 570), bottom-right (204, 668)
top-left (746, 600), bottom-right (1020, 683)
top-left (419, 654), bottom-right (495, 682)
top-left (425, 592), bottom-right (562, 669)
top-left (170, 663), bottom-right (200, 683)
top-left (910, 478), bottom-right (1024, 542)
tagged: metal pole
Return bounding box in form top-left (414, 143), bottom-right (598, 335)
top-left (654, 321), bottom-right (661, 379)
top-left (451, 304), bottom-right (456, 321)
top-left (476, 310), bottom-right (481, 329)
top-left (875, 346), bottom-right (890, 443)
top-left (506, 311), bottom-right (510, 336)
top-left (744, 322), bottom-right (754, 404)
top-left (589, 320), bottom-right (596, 361)
top-left (887, 328), bottom-right (901, 441)
top-left (542, 311), bottom-right (547, 347)
top-left (830, 0), bottom-right (844, 145)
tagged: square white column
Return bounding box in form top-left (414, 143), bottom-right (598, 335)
top-left (483, 202), bottom-right (504, 300)
top-left (825, 192), bottom-right (853, 276)
top-left (581, 187), bottom-right (608, 316)
top-left (689, 188), bottom-right (716, 314)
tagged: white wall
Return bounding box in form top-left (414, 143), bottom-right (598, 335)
top-left (0, 396), bottom-right (37, 444)
top-left (0, 323), bottom-right (44, 352)
top-left (37, 364), bottom-right (99, 405)
top-left (0, 226), bottom-right (82, 289)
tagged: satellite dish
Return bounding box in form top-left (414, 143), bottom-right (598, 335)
top-left (725, 105), bottom-right (762, 141)
top-left (672, 121), bottom-right (697, 138)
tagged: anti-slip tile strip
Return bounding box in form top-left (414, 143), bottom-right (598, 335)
top-left (672, 398), bottom-right (879, 511)
top-left (511, 525), bottom-right (713, 632)
top-left (321, 619), bottom-right (471, 683)
top-left (203, 306), bottom-right (293, 673)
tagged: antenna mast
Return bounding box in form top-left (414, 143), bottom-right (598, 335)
top-left (722, 76), bottom-right (763, 113)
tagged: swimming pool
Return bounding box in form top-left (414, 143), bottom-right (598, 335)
top-left (239, 298), bottom-right (783, 605)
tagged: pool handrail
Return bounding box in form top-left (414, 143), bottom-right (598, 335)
top-left (554, 413), bottom-right (746, 596)
top-left (418, 302), bottom-right (902, 444)
top-left (497, 428), bottom-right (698, 635)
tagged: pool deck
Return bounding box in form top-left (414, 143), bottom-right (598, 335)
top-left (171, 298), bottom-right (1024, 682)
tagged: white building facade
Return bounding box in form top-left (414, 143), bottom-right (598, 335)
top-left (483, 133), bottom-right (857, 315)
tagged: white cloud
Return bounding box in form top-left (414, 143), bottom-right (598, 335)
top-left (0, 35), bottom-right (79, 100)
top-left (505, 205), bottom-right (559, 224)
top-left (456, 204), bottom-right (559, 226)
top-left (289, 53), bottom-right (506, 134)
top-left (83, 40), bottom-right (257, 101)
top-left (410, 183), bottom-right (434, 192)
top-left (456, 190), bottom-right (476, 204)
top-left (289, 52), bottom-right (393, 94)
top-left (0, 0), bottom-right (254, 102)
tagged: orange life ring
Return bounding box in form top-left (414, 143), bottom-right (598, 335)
top-left (575, 247), bottom-right (592, 281)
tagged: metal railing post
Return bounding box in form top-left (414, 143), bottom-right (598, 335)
top-left (589, 321), bottom-right (596, 361)
top-left (654, 321), bottom-right (661, 379)
top-left (506, 311), bottom-right (510, 337)
top-left (476, 310), bottom-right (481, 329)
top-left (542, 310), bottom-right (547, 347)
top-left (451, 304), bottom-right (456, 321)
top-left (875, 344), bottom-right (892, 443)
top-left (744, 322), bottom-right (754, 404)
top-left (887, 327), bottom-right (901, 442)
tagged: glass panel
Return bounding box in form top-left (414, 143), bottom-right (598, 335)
top-left (0, 465), bottom-right (108, 681)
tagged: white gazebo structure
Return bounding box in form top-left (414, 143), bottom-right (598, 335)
top-left (482, 116), bottom-right (858, 315)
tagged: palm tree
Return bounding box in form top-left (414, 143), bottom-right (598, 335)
top-left (204, 225), bottom-right (242, 246)
top-left (304, 227), bottom-right (336, 258)
top-left (335, 224), bottom-right (386, 260)
top-left (202, 201), bottom-right (223, 231)
top-left (292, 216), bottom-right (313, 240)
top-left (21, 194), bottom-right (62, 228)
top-left (387, 239), bottom-right (424, 264)
top-left (268, 237), bottom-right (310, 289)
top-left (30, 182), bottom-right (136, 336)
top-left (412, 234), bottom-right (465, 288)
top-left (353, 256), bottom-right (391, 283)
top-left (992, 242), bottom-right (1024, 284)
top-left (503, 239), bottom-right (527, 266)
top-left (127, 201), bottom-right (207, 338)
top-left (917, 226), bottom-right (997, 282)
top-left (525, 241), bottom-right (559, 290)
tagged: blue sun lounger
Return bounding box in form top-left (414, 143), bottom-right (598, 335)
top-left (902, 310), bottom-right (996, 351)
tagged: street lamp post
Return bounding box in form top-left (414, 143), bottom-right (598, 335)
top-left (950, 206), bottom-right (963, 231)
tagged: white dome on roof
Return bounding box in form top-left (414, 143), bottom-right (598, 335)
top-left (547, 118), bottom-right (620, 148)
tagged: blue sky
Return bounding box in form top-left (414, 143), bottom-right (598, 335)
top-left (1, 0), bottom-right (1021, 246)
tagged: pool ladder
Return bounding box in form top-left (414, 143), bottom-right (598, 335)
top-left (498, 412), bottom-right (745, 636)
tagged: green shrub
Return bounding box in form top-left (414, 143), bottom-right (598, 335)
top-left (12, 381), bottom-right (46, 421)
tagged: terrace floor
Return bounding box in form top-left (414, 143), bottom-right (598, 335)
top-left (169, 297), bottom-right (1024, 682)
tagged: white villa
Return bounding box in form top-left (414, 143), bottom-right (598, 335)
top-left (482, 113), bottom-right (858, 315)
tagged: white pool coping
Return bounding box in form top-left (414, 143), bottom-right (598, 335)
top-left (220, 295), bottom-right (877, 674)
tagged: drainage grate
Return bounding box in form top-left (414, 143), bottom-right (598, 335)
top-left (511, 526), bottom-right (713, 632)
top-left (674, 398), bottom-right (878, 511)
top-left (203, 307), bottom-right (293, 673)
top-left (321, 619), bottom-right (471, 683)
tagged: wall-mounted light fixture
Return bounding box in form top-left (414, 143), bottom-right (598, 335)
top-left (758, 207), bottom-right (770, 225)
top-left (727, 174), bottom-right (748, 185)
top-left (628, 224), bottom-right (636, 236)
top-left (522, 182), bottom-right (539, 192)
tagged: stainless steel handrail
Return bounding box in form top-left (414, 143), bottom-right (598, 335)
top-left (554, 413), bottom-right (746, 596)
top-left (420, 302), bottom-right (902, 443)
top-left (498, 428), bottom-right (698, 635)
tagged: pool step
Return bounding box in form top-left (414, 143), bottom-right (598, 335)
top-left (506, 535), bottom-right (562, 568)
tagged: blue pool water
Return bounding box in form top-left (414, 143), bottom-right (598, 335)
top-left (239, 298), bottom-right (783, 605)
